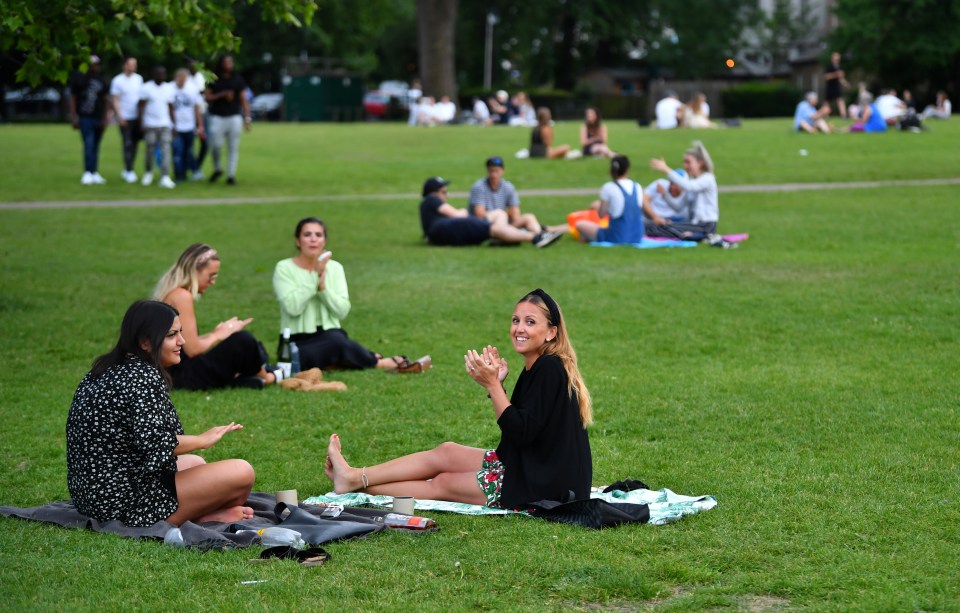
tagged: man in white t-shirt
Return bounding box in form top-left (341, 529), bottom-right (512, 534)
top-left (137, 66), bottom-right (176, 188)
top-left (171, 68), bottom-right (205, 182)
top-left (110, 56), bottom-right (144, 183)
top-left (655, 91), bottom-right (684, 129)
top-left (642, 171), bottom-right (690, 229)
top-left (875, 89), bottom-right (906, 126)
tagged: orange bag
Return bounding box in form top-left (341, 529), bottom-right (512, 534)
top-left (566, 209), bottom-right (609, 241)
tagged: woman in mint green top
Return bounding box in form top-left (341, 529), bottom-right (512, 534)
top-left (272, 217), bottom-right (410, 371)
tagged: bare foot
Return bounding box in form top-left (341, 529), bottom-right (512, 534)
top-left (325, 434), bottom-right (360, 493)
top-left (195, 505), bottom-right (255, 524)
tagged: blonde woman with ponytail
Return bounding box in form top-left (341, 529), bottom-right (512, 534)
top-left (323, 288), bottom-right (592, 509)
top-left (154, 243), bottom-right (278, 390)
top-left (648, 140), bottom-right (734, 247)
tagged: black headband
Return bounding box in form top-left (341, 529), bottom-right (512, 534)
top-left (528, 288), bottom-right (560, 327)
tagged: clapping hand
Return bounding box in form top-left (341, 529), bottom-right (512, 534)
top-left (198, 422), bottom-right (244, 449)
top-left (464, 345), bottom-right (508, 389)
top-left (215, 316), bottom-right (253, 340)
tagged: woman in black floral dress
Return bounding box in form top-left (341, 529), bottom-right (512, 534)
top-left (66, 300), bottom-right (256, 526)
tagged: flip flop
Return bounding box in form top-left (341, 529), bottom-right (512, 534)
top-left (251, 546), bottom-right (331, 567)
top-left (397, 355), bottom-right (431, 374)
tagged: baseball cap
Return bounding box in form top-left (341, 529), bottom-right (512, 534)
top-left (422, 176), bottom-right (450, 197)
top-left (486, 156), bottom-right (505, 168)
top-left (89, 55), bottom-right (101, 64)
top-left (673, 168), bottom-right (686, 177)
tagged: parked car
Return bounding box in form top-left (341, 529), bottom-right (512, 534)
top-left (363, 91), bottom-right (390, 118)
top-left (250, 93), bottom-right (283, 120)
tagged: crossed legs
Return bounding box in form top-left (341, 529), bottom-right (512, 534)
top-left (324, 434), bottom-right (487, 505)
top-left (167, 454), bottom-right (256, 525)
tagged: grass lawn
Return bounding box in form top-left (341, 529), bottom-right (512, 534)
top-left (0, 118), bottom-right (958, 611)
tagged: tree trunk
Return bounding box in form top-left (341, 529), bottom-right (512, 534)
top-left (416, 0), bottom-right (459, 99)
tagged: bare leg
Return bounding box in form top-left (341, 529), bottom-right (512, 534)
top-left (177, 454), bottom-right (206, 470)
top-left (167, 458), bottom-right (255, 525)
top-left (576, 220), bottom-right (601, 242)
top-left (548, 144), bottom-right (571, 159)
top-left (489, 221), bottom-right (534, 244)
top-left (324, 434), bottom-right (486, 504)
top-left (513, 212), bottom-right (542, 234)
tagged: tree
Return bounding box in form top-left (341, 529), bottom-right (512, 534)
top-left (830, 0), bottom-right (960, 96)
top-left (416, 0), bottom-right (459, 98)
top-left (0, 0), bottom-right (317, 86)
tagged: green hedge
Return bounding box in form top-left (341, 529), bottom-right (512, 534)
top-left (721, 82), bottom-right (802, 118)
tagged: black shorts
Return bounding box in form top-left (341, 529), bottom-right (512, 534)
top-left (160, 469), bottom-right (178, 498)
top-left (427, 218), bottom-right (491, 246)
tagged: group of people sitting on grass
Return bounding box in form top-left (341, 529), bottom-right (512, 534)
top-left (150, 220), bottom-right (429, 394)
top-left (67, 287), bottom-right (591, 527)
top-left (794, 87), bottom-right (951, 134)
top-left (420, 140), bottom-right (733, 249)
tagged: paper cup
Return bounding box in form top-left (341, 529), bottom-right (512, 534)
top-left (276, 489), bottom-right (298, 507)
top-left (392, 495), bottom-right (415, 515)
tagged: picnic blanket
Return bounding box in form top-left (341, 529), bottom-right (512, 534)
top-left (304, 486), bottom-right (717, 528)
top-left (0, 492), bottom-right (385, 551)
top-left (591, 233), bottom-right (749, 249)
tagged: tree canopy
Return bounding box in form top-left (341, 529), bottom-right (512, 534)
top-left (0, 0), bottom-right (317, 85)
top-left (830, 0), bottom-right (960, 95)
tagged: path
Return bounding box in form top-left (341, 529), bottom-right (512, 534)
top-left (2, 177), bottom-right (958, 211)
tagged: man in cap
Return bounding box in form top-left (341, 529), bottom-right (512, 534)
top-left (420, 177), bottom-right (562, 248)
top-left (469, 156), bottom-right (565, 247)
top-left (69, 55), bottom-right (110, 185)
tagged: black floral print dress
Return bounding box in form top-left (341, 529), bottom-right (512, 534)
top-left (66, 356), bottom-right (184, 526)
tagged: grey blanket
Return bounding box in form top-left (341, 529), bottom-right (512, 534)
top-left (0, 492), bottom-right (386, 551)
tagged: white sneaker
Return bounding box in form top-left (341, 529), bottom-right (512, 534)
top-left (81, 172), bottom-right (94, 185)
top-left (92, 172), bottom-right (107, 184)
top-left (190, 170), bottom-right (205, 181)
top-left (158, 175), bottom-right (176, 189)
top-left (141, 172), bottom-right (153, 186)
top-left (534, 230), bottom-right (564, 248)
top-left (122, 170), bottom-right (137, 183)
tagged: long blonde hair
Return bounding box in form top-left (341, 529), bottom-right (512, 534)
top-left (519, 290), bottom-right (593, 427)
top-left (153, 243), bottom-right (219, 301)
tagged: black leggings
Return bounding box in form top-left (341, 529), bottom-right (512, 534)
top-left (645, 220), bottom-right (717, 241)
top-left (119, 122), bottom-right (142, 172)
top-left (291, 328), bottom-right (378, 370)
top-left (170, 331), bottom-right (268, 390)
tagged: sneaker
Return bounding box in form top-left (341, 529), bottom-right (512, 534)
top-left (81, 171), bottom-right (94, 185)
top-left (534, 230), bottom-right (563, 248)
top-left (91, 172), bottom-right (106, 184)
top-left (191, 170), bottom-right (205, 181)
top-left (209, 170), bottom-right (223, 183)
top-left (159, 175), bottom-right (176, 189)
top-left (123, 170), bottom-right (137, 183)
top-left (705, 234), bottom-right (737, 249)
top-left (141, 172), bottom-right (153, 186)
top-left (226, 176), bottom-right (236, 185)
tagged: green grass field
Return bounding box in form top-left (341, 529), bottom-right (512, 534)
top-left (1, 118), bottom-right (958, 611)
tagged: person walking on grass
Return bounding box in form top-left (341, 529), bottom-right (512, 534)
top-left (138, 66), bottom-right (176, 188)
top-left (205, 55), bottom-right (250, 186)
top-left (110, 56), bottom-right (144, 183)
top-left (66, 300), bottom-right (255, 527)
top-left (324, 289), bottom-right (592, 509)
top-left (68, 55), bottom-right (110, 186)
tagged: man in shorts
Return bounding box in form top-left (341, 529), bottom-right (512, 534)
top-left (469, 156), bottom-right (565, 245)
top-left (420, 177), bottom-right (562, 248)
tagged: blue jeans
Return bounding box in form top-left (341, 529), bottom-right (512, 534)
top-left (172, 131), bottom-right (197, 180)
top-left (78, 116), bottom-right (104, 173)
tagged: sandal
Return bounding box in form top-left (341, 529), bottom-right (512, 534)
top-left (382, 355), bottom-right (409, 370)
top-left (397, 355), bottom-right (431, 374)
top-left (252, 546), bottom-right (331, 567)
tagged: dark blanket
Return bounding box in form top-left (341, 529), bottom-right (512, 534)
top-left (0, 492), bottom-right (385, 551)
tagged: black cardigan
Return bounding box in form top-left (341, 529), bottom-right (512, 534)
top-left (496, 353), bottom-right (592, 508)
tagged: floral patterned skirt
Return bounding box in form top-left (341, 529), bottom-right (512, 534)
top-left (475, 449), bottom-right (505, 508)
